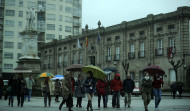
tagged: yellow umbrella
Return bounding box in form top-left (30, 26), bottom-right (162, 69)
top-left (37, 72), bottom-right (55, 78)
top-left (82, 65), bottom-right (106, 79)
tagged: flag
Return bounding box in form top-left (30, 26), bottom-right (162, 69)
top-left (97, 32), bottom-right (101, 45)
top-left (85, 36), bottom-right (88, 47)
top-left (77, 38), bottom-right (81, 49)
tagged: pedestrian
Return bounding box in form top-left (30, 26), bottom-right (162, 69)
top-left (104, 78), bottom-right (110, 108)
top-left (152, 74), bottom-right (164, 111)
top-left (141, 73), bottom-right (152, 111)
top-left (25, 75), bottom-right (35, 101)
top-left (96, 78), bottom-right (106, 108)
top-left (54, 79), bottom-right (61, 102)
top-left (110, 73), bottom-right (123, 108)
top-left (75, 74), bottom-right (85, 107)
top-left (66, 75), bottom-right (75, 108)
top-left (41, 77), bottom-right (54, 107)
top-left (84, 71), bottom-right (96, 111)
top-left (170, 82), bottom-right (177, 99)
top-left (59, 71), bottom-right (73, 111)
top-left (7, 75), bottom-right (17, 107)
top-left (123, 74), bottom-right (135, 108)
top-left (0, 74), bottom-right (4, 100)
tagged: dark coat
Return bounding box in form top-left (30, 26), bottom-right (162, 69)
top-left (170, 83), bottom-right (178, 92)
top-left (8, 79), bottom-right (17, 95)
top-left (141, 78), bottom-right (152, 93)
top-left (75, 79), bottom-right (85, 98)
top-left (17, 78), bottom-right (26, 95)
top-left (105, 81), bottom-right (110, 95)
top-left (96, 80), bottom-right (106, 95)
top-left (110, 74), bottom-right (123, 92)
top-left (62, 78), bottom-right (72, 99)
top-left (54, 81), bottom-right (61, 95)
top-left (84, 77), bottom-right (96, 94)
top-left (123, 78), bottom-right (135, 93)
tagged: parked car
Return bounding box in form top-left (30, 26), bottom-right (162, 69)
top-left (132, 87), bottom-right (141, 96)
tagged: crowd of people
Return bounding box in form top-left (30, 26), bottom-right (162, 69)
top-left (0, 72), bottom-right (177, 111)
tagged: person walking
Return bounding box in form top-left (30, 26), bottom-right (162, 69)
top-left (152, 74), bottom-right (164, 111)
top-left (25, 75), bottom-right (35, 101)
top-left (0, 74), bottom-right (4, 100)
top-left (54, 79), bottom-right (61, 102)
top-left (41, 77), bottom-right (54, 107)
top-left (96, 78), bottom-right (106, 108)
top-left (123, 74), bottom-right (135, 108)
top-left (110, 73), bottom-right (123, 108)
top-left (75, 74), bottom-right (85, 107)
top-left (66, 75), bottom-right (75, 108)
top-left (170, 82), bottom-right (178, 99)
top-left (84, 71), bottom-right (96, 111)
top-left (141, 73), bottom-right (152, 111)
top-left (104, 78), bottom-right (110, 108)
top-left (16, 73), bottom-right (26, 107)
top-left (59, 71), bottom-right (73, 111)
top-left (7, 75), bottom-right (17, 107)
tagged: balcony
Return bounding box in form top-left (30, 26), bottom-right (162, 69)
top-left (0, 24), bottom-right (3, 29)
top-left (73, 12), bottom-right (81, 17)
top-left (78, 59), bottom-right (83, 64)
top-left (106, 55), bottom-right (112, 62)
top-left (138, 51), bottom-right (145, 58)
top-left (63, 61), bottom-right (67, 67)
top-left (155, 48), bottom-right (164, 56)
top-left (73, 22), bottom-right (81, 27)
top-left (128, 52), bottom-right (135, 59)
top-left (48, 64), bottom-right (52, 69)
top-left (58, 62), bottom-right (62, 68)
top-left (37, 20), bottom-right (45, 32)
top-left (114, 54), bottom-right (120, 61)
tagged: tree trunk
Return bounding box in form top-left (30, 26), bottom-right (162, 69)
top-left (174, 69), bottom-right (178, 82)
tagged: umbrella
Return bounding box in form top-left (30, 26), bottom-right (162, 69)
top-left (66, 64), bottom-right (84, 71)
top-left (37, 72), bottom-right (55, 78)
top-left (51, 75), bottom-right (64, 80)
top-left (82, 65), bottom-right (106, 79)
top-left (103, 67), bottom-right (118, 72)
top-left (142, 65), bottom-right (165, 76)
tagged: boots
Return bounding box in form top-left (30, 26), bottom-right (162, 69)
top-left (11, 100), bottom-right (14, 107)
top-left (59, 99), bottom-right (66, 111)
top-left (17, 102), bottom-right (20, 106)
top-left (8, 98), bottom-right (10, 106)
top-left (87, 100), bottom-right (90, 111)
top-left (49, 101), bottom-right (51, 107)
top-left (89, 100), bottom-right (93, 111)
top-left (79, 98), bottom-right (82, 107)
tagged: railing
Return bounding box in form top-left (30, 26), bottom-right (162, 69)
top-left (155, 48), bottom-right (164, 56)
top-left (73, 22), bottom-right (81, 27)
top-left (114, 54), bottom-right (120, 61)
top-left (106, 55), bottom-right (112, 62)
top-left (138, 51), bottom-right (145, 58)
top-left (73, 12), bottom-right (81, 17)
top-left (128, 52), bottom-right (135, 59)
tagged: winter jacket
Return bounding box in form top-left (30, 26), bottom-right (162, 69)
top-left (25, 77), bottom-right (35, 89)
top-left (152, 78), bottom-right (163, 89)
top-left (0, 77), bottom-right (4, 89)
top-left (170, 83), bottom-right (178, 92)
top-left (123, 78), bottom-right (135, 93)
top-left (96, 80), bottom-right (106, 95)
top-left (141, 78), bottom-right (152, 93)
top-left (62, 78), bottom-right (72, 99)
top-left (54, 81), bottom-right (61, 95)
top-left (84, 77), bottom-right (96, 94)
top-left (41, 79), bottom-right (54, 95)
top-left (17, 78), bottom-right (26, 95)
top-left (8, 78), bottom-right (17, 95)
top-left (110, 74), bottom-right (123, 92)
top-left (75, 79), bottom-right (85, 98)
top-left (105, 81), bottom-right (110, 95)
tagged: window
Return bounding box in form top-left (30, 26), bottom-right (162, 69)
top-left (130, 72), bottom-right (135, 80)
top-left (74, 28), bottom-right (79, 35)
top-left (59, 35), bottom-right (62, 40)
top-left (65, 7), bottom-right (72, 13)
top-left (65, 16), bottom-right (72, 23)
top-left (18, 21), bottom-right (23, 28)
top-left (19, 0), bottom-right (23, 7)
top-left (5, 31), bottom-right (14, 37)
top-left (59, 5), bottom-right (63, 11)
top-left (107, 38), bottom-right (111, 41)
top-left (4, 42), bottom-right (14, 48)
top-left (6, 10), bottom-right (15, 16)
top-left (156, 39), bottom-right (163, 55)
top-left (59, 25), bottom-right (62, 31)
top-left (4, 52), bottom-right (13, 59)
top-left (79, 52), bottom-right (83, 64)
top-left (47, 4), bottom-right (56, 10)
top-left (73, 45), bottom-right (76, 48)
top-left (17, 53), bottom-right (21, 59)
top-left (140, 42), bottom-right (144, 51)
top-left (115, 36), bottom-right (120, 40)
top-left (73, 52), bottom-right (77, 64)
top-left (63, 54), bottom-right (67, 66)
top-left (169, 37), bottom-right (175, 47)
top-left (46, 34), bottom-right (55, 40)
top-left (65, 26), bottom-right (71, 32)
top-left (47, 14), bottom-right (56, 20)
top-left (107, 47), bottom-right (111, 61)
top-left (115, 46), bottom-right (120, 60)
top-left (59, 15), bottom-right (63, 21)
top-left (66, 0), bottom-right (72, 3)
top-left (18, 32), bottom-right (22, 37)
top-left (47, 24), bottom-right (55, 30)
top-left (4, 64), bottom-right (13, 69)
top-left (19, 11), bottom-right (23, 17)
top-left (5, 0), bottom-right (15, 6)
top-left (64, 47), bottom-right (67, 50)
top-left (130, 43), bottom-right (135, 52)
top-left (139, 31), bottom-right (144, 36)
top-left (157, 27), bottom-right (162, 32)
top-left (27, 1), bottom-right (36, 8)
top-left (168, 24), bottom-right (175, 30)
top-left (5, 20), bottom-right (14, 27)
top-left (130, 33), bottom-right (134, 37)
top-left (139, 42), bottom-right (145, 57)
top-left (18, 42), bottom-right (22, 49)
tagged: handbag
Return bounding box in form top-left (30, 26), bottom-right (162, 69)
top-left (7, 86), bottom-right (12, 92)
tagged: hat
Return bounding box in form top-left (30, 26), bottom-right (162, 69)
top-left (63, 71), bottom-right (70, 76)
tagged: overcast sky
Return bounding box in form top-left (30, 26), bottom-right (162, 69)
top-left (82, 0), bottom-right (190, 29)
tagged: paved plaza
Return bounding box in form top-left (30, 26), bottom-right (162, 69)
top-left (0, 95), bottom-right (190, 111)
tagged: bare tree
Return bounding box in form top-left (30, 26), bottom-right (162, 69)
top-left (122, 61), bottom-right (129, 79)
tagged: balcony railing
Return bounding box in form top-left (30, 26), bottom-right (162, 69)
top-left (63, 61), bottom-right (67, 67)
top-left (78, 59), bottom-right (83, 64)
top-left (58, 62), bottom-right (62, 68)
top-left (138, 51), bottom-right (145, 58)
top-left (73, 22), bottom-right (81, 27)
top-left (114, 54), bottom-right (120, 61)
top-left (128, 52), bottom-right (135, 59)
top-left (155, 48), bottom-right (164, 56)
top-left (106, 55), bottom-right (112, 62)
top-left (73, 12), bottom-right (81, 17)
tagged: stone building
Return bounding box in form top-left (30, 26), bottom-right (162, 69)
top-left (41, 6), bottom-right (190, 90)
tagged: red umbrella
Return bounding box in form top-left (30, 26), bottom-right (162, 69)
top-left (142, 65), bottom-right (165, 76)
top-left (66, 64), bottom-right (84, 71)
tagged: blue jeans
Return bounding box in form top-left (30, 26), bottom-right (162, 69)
top-left (25, 89), bottom-right (32, 100)
top-left (105, 94), bottom-right (108, 106)
top-left (112, 91), bottom-right (120, 107)
top-left (153, 89), bottom-right (162, 108)
top-left (9, 95), bottom-right (14, 101)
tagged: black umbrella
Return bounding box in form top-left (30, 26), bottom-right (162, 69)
top-left (103, 67), bottom-right (118, 73)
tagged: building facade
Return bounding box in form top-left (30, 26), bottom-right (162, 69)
top-left (0, 0), bottom-right (82, 75)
